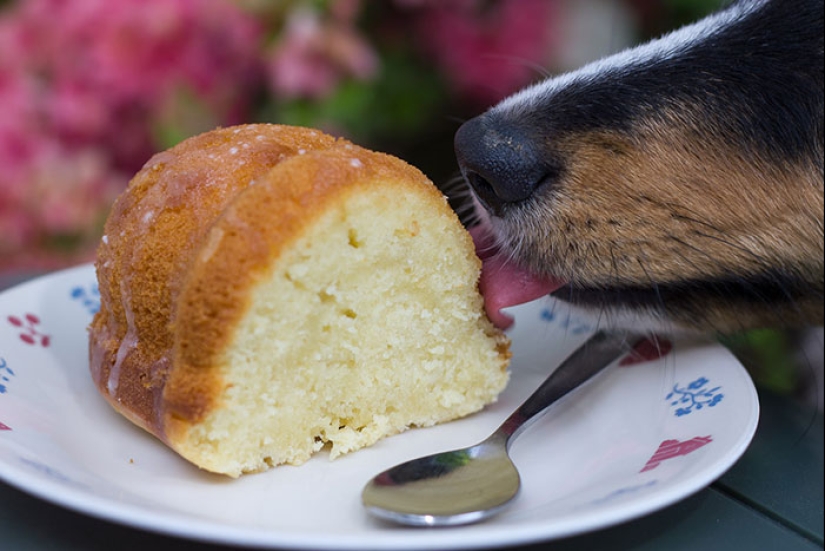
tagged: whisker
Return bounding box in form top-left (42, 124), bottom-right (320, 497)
top-left (667, 234), bottom-right (808, 325)
top-left (444, 114), bottom-right (469, 126)
top-left (636, 253), bottom-right (668, 321)
top-left (478, 53), bottom-right (555, 80)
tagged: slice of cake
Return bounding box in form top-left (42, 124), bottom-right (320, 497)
top-left (89, 124), bottom-right (510, 477)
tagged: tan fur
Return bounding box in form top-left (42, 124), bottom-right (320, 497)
top-left (503, 111), bottom-right (824, 332)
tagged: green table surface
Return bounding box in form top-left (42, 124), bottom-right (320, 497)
top-left (0, 272), bottom-right (822, 551)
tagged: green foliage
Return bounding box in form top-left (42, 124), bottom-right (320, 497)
top-left (721, 330), bottom-right (801, 394)
top-left (266, 50), bottom-right (447, 145)
top-left (660, 0), bottom-right (727, 26)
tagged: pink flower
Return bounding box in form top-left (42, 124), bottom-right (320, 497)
top-left (399, 0), bottom-right (560, 107)
top-left (1, 0), bottom-right (568, 272)
top-left (26, 147), bottom-right (123, 236)
top-left (0, 144), bottom-right (125, 267)
top-left (0, 0), bottom-right (264, 270)
top-left (266, 4), bottom-right (378, 100)
top-left (1, 0), bottom-right (263, 170)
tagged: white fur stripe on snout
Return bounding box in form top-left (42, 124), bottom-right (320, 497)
top-left (494, 0), bottom-right (770, 117)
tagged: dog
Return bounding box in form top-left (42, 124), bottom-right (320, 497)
top-left (454, 0), bottom-right (823, 336)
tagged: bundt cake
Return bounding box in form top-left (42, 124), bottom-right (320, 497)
top-left (89, 124), bottom-right (510, 477)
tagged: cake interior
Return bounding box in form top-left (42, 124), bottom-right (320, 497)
top-left (183, 184), bottom-right (509, 476)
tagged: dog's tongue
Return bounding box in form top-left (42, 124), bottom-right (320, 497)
top-left (470, 226), bottom-right (565, 329)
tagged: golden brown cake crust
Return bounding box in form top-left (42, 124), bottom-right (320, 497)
top-left (163, 142), bottom-right (456, 443)
top-left (89, 124), bottom-right (338, 440)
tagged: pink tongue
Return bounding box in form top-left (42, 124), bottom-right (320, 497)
top-left (470, 226), bottom-right (565, 329)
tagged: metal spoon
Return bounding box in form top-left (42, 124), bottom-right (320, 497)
top-left (362, 330), bottom-right (638, 527)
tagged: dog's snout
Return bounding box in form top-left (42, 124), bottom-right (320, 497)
top-left (455, 116), bottom-right (552, 215)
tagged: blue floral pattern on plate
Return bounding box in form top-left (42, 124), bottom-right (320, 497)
top-left (0, 357), bottom-right (13, 394)
top-left (70, 284), bottom-right (100, 315)
top-left (539, 307), bottom-right (594, 335)
top-left (667, 377), bottom-right (724, 416)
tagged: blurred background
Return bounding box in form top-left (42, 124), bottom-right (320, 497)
top-left (0, 0), bottom-right (820, 408)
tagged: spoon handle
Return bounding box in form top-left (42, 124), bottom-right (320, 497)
top-left (495, 331), bottom-right (638, 446)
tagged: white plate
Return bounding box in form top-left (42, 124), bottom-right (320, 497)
top-left (0, 264), bottom-right (758, 550)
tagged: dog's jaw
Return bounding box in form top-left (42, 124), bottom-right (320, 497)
top-left (468, 198), bottom-right (685, 335)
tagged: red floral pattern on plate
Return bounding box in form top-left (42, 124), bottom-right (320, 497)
top-left (7, 313), bottom-right (50, 347)
top-left (640, 436), bottom-right (713, 472)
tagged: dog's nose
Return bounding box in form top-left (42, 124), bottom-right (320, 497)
top-left (454, 116), bottom-right (549, 215)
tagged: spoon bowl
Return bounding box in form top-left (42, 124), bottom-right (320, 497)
top-left (362, 331), bottom-right (638, 526)
top-left (363, 435), bottom-right (518, 526)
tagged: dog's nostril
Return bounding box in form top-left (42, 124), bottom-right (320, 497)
top-left (465, 171), bottom-right (503, 215)
top-left (455, 116), bottom-right (553, 214)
